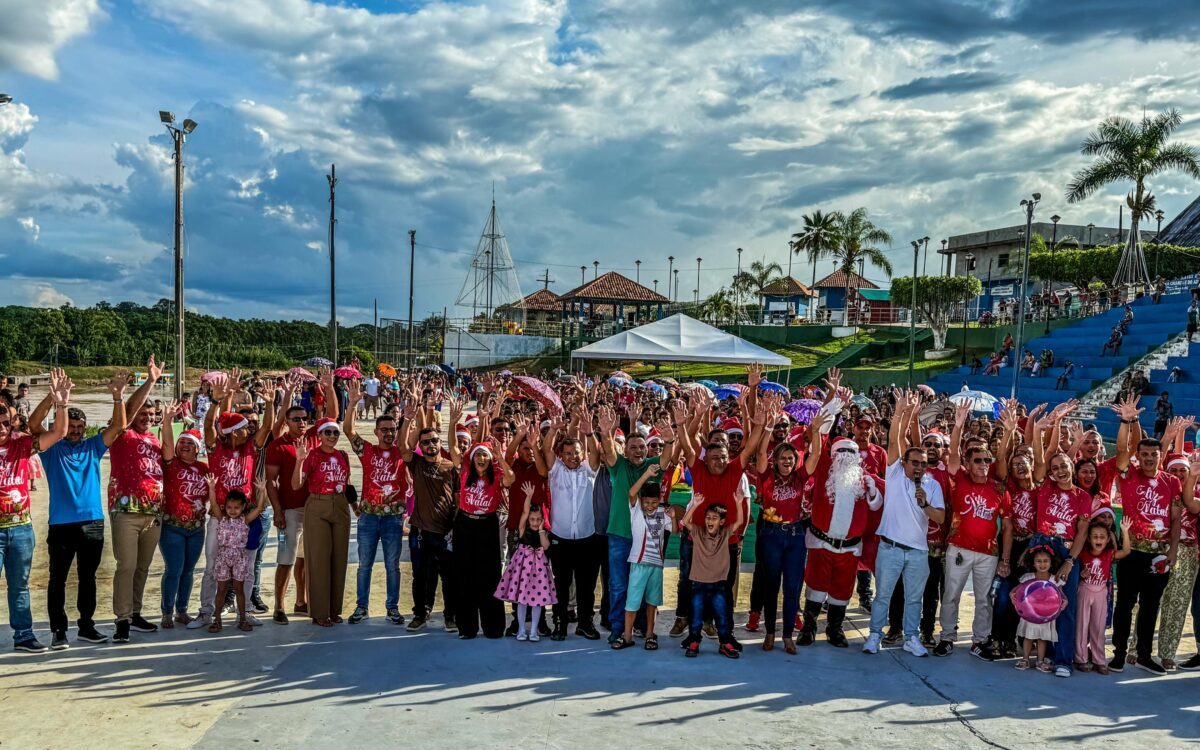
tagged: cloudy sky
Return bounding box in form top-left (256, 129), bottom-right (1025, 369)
top-left (3, 0), bottom-right (1200, 324)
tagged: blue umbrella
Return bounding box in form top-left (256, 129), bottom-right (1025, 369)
top-left (758, 381), bottom-right (790, 396)
top-left (438, 364), bottom-right (456, 377)
top-left (713, 384), bottom-right (743, 401)
top-left (644, 383), bottom-right (667, 398)
top-left (304, 356), bottom-right (333, 367)
top-left (697, 379), bottom-right (718, 391)
top-left (608, 376), bottom-right (632, 387)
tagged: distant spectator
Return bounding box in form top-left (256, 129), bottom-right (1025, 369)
top-left (13, 383), bottom-right (32, 420)
top-left (1055, 361), bottom-right (1074, 391)
top-left (1187, 300), bottom-right (1199, 342)
top-left (1167, 366), bottom-right (1183, 384)
top-left (1101, 328), bottom-right (1123, 357)
top-left (1131, 370), bottom-right (1151, 395)
top-left (1153, 392), bottom-right (1173, 438)
top-left (970, 356), bottom-right (983, 375)
top-left (1040, 349), bottom-right (1055, 370)
top-left (984, 352), bottom-right (1004, 376)
top-left (1020, 351), bottom-right (1035, 374)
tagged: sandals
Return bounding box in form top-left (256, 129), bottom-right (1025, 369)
top-left (331, 615), bottom-right (344, 624)
top-left (1015, 658), bottom-right (1032, 670)
top-left (208, 620), bottom-right (223, 634)
top-left (238, 620), bottom-right (254, 632)
top-left (610, 638), bottom-right (636, 650)
top-left (160, 615), bottom-right (174, 630)
top-left (1036, 659), bottom-right (1054, 673)
top-left (1094, 663), bottom-right (1110, 675)
top-left (762, 633), bottom-right (775, 652)
top-left (312, 618), bottom-right (334, 627)
top-left (174, 612), bottom-right (193, 625)
top-left (1077, 661), bottom-right (1094, 673)
top-left (644, 635), bottom-right (659, 651)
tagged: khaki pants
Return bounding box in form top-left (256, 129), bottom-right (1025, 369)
top-left (939, 544), bottom-right (998, 645)
top-left (303, 494), bottom-right (351, 621)
top-left (111, 512), bottom-right (162, 622)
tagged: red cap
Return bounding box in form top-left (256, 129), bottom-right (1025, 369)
top-left (720, 417), bottom-right (744, 435)
top-left (315, 418), bottom-right (339, 434)
top-left (218, 412), bottom-right (248, 435)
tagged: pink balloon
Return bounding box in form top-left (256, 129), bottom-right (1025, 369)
top-left (1010, 579), bottom-right (1067, 625)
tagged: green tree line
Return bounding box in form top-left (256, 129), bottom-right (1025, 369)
top-left (1027, 243), bottom-right (1200, 290)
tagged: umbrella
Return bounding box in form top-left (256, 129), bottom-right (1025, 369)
top-left (607, 376), bottom-right (631, 387)
top-left (377, 363), bottom-right (397, 378)
top-left (304, 357), bottom-right (333, 367)
top-left (200, 371), bottom-right (225, 384)
top-left (916, 384), bottom-right (936, 398)
top-left (557, 374), bottom-right (578, 384)
top-left (640, 379), bottom-right (657, 387)
top-left (333, 366), bottom-right (362, 379)
top-left (288, 367), bottom-right (316, 380)
top-left (658, 376), bottom-right (679, 387)
top-left (850, 394), bottom-right (875, 411)
top-left (644, 383), bottom-right (667, 398)
top-left (512, 375), bottom-right (564, 416)
top-left (499, 369), bottom-right (513, 378)
top-left (758, 381), bottom-right (790, 397)
top-left (439, 364), bottom-right (456, 377)
top-left (713, 384), bottom-right (745, 401)
top-left (783, 399), bottom-right (821, 425)
top-left (423, 364), bottom-right (443, 374)
top-left (681, 382), bottom-right (708, 394)
top-left (949, 389), bottom-right (999, 416)
top-left (697, 379), bottom-right (718, 390)
top-left (610, 370), bottom-right (632, 380)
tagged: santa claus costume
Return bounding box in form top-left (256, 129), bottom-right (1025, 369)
top-left (799, 437), bottom-right (882, 647)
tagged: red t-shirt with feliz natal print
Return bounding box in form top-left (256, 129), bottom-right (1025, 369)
top-left (0, 434), bottom-right (34, 528)
top-left (1079, 548), bottom-right (1115, 586)
top-left (755, 469), bottom-right (809, 524)
top-left (162, 459), bottom-right (210, 529)
top-left (1035, 483), bottom-right (1091, 540)
top-left (1006, 478), bottom-right (1038, 538)
top-left (108, 428), bottom-right (164, 514)
top-left (301, 449), bottom-right (351, 495)
top-left (947, 477), bottom-right (1010, 556)
top-left (358, 443), bottom-right (408, 516)
top-left (1118, 469), bottom-right (1182, 553)
top-left (210, 440), bottom-right (256, 503)
top-left (459, 472), bottom-right (505, 515)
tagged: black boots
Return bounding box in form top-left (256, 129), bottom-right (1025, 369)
top-left (825, 604), bottom-right (849, 648)
top-left (797, 600), bottom-right (822, 646)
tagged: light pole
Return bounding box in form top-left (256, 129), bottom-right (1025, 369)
top-left (674, 269), bottom-right (679, 302)
top-left (960, 252), bottom-right (974, 365)
top-left (941, 239), bottom-right (949, 276)
top-left (1045, 214), bottom-right (1060, 334)
top-left (736, 247), bottom-right (743, 328)
top-left (407, 229), bottom-right (416, 369)
top-left (1012, 193), bottom-right (1040, 400)
top-left (922, 236), bottom-right (930, 275)
top-left (1154, 209), bottom-right (1165, 277)
top-left (327, 164), bottom-right (338, 363)
top-left (161, 110), bottom-right (197, 401)
top-left (635, 259), bottom-right (641, 284)
top-left (0, 93), bottom-right (11, 105)
top-left (696, 257), bottom-right (702, 304)
top-left (908, 240), bottom-right (919, 388)
top-left (593, 260), bottom-right (599, 280)
top-left (580, 266), bottom-right (585, 285)
top-left (667, 256), bottom-right (675, 302)
top-left (1086, 223), bottom-right (1095, 247)
top-left (653, 279), bottom-right (658, 294)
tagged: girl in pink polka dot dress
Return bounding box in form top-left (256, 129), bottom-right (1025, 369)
top-left (494, 491), bottom-right (556, 641)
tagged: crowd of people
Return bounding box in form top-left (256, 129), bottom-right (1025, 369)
top-left (0, 359), bottom-right (1197, 681)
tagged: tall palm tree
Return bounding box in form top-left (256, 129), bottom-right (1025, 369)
top-left (703, 287), bottom-right (739, 325)
top-left (790, 210), bottom-right (842, 321)
top-left (732, 259), bottom-right (783, 323)
top-left (1066, 108), bottom-right (1200, 288)
top-left (831, 208), bottom-right (893, 325)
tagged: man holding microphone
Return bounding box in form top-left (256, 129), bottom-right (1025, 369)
top-left (863, 391), bottom-right (945, 657)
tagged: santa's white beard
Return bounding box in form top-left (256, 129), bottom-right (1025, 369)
top-left (826, 453), bottom-right (864, 538)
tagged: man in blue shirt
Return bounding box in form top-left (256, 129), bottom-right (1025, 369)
top-left (39, 373), bottom-right (129, 648)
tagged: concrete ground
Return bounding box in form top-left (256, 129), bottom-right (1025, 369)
top-left (2, 402), bottom-right (1199, 748)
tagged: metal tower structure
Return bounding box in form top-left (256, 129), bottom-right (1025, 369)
top-left (455, 196), bottom-right (525, 327)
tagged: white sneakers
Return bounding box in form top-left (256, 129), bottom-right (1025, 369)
top-left (862, 633), bottom-right (881, 654)
top-left (903, 636), bottom-right (929, 657)
top-left (186, 613), bottom-right (211, 630)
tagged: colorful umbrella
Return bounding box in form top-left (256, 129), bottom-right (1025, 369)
top-left (557, 374), bottom-right (578, 384)
top-left (423, 364), bottom-right (443, 374)
top-left (200, 371), bottom-right (225, 384)
top-left (288, 367), bottom-right (316, 380)
top-left (304, 357), bottom-right (333, 367)
top-left (850, 394), bottom-right (875, 411)
top-left (757, 381), bottom-right (790, 396)
top-left (499, 369), bottom-right (513, 378)
top-left (607, 376), bottom-right (632, 387)
top-left (511, 375), bottom-right (564, 416)
top-left (658, 377), bottom-right (679, 387)
top-left (949, 389), bottom-right (999, 416)
top-left (697, 379), bottom-right (718, 390)
top-left (713, 384), bottom-right (745, 400)
top-left (333, 366), bottom-right (362, 379)
top-left (783, 399), bottom-right (821, 425)
top-left (681, 382), bottom-right (708, 393)
top-left (644, 383), bottom-right (667, 398)
top-left (610, 370), bottom-right (632, 380)
top-left (377, 363), bottom-right (397, 378)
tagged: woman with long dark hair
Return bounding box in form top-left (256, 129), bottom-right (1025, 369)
top-left (451, 438), bottom-right (514, 639)
top-left (753, 440), bottom-right (809, 654)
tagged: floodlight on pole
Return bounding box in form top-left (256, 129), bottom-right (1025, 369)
top-left (162, 109), bottom-right (197, 401)
top-left (182, 119), bottom-right (198, 134)
top-left (0, 93), bottom-right (13, 106)
top-left (1012, 194), bottom-right (1039, 400)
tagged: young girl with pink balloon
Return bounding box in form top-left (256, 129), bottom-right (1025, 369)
top-left (1013, 545), bottom-right (1066, 673)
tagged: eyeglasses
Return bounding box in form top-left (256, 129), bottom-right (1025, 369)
top-left (835, 448), bottom-right (857, 454)
top-left (320, 429), bottom-right (341, 438)
top-left (379, 427), bottom-right (398, 434)
top-left (419, 438), bottom-right (440, 446)
top-left (972, 457), bottom-right (995, 465)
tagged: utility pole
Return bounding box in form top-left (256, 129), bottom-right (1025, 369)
top-left (635, 260), bottom-right (641, 284)
top-left (674, 269), bottom-right (680, 302)
top-left (537, 268), bottom-right (554, 290)
top-left (580, 266), bottom-right (585, 285)
top-left (160, 110), bottom-right (196, 400)
top-left (593, 260), bottom-right (599, 280)
top-left (908, 240), bottom-right (919, 388)
top-left (667, 256), bottom-right (675, 301)
top-left (373, 298), bottom-right (378, 366)
top-left (1045, 215), bottom-right (1060, 334)
top-left (327, 164), bottom-right (338, 364)
top-left (1012, 193), bottom-right (1040, 400)
top-left (695, 257), bottom-right (702, 304)
top-left (407, 229), bottom-right (416, 370)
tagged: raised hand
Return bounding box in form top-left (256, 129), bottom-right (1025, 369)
top-left (521, 481), bottom-right (535, 502)
top-left (447, 396), bottom-right (464, 427)
top-left (953, 401), bottom-right (971, 428)
top-left (147, 355), bottom-right (164, 383)
top-left (106, 371), bottom-right (131, 400)
top-left (824, 367), bottom-right (843, 394)
top-left (746, 363), bottom-right (764, 388)
top-left (597, 405), bottom-right (618, 434)
top-left (347, 380), bottom-right (362, 407)
top-left (205, 473), bottom-right (218, 492)
top-left (654, 417), bottom-right (675, 443)
top-left (164, 400), bottom-right (187, 421)
top-left (295, 439), bottom-right (310, 461)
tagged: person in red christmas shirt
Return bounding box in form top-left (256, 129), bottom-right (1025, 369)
top-left (343, 379), bottom-right (409, 626)
top-left (1026, 403), bottom-right (1092, 677)
top-left (262, 371), bottom-right (337, 625)
top-left (157, 408), bottom-right (209, 630)
top-left (1108, 393), bottom-right (1184, 676)
top-left (292, 418), bottom-right (355, 627)
top-left (934, 439), bottom-right (1012, 661)
top-left (795, 407), bottom-right (882, 649)
top-left (107, 356), bottom-right (171, 643)
top-left (990, 412), bottom-right (1039, 660)
top-left (0, 368), bottom-right (70, 653)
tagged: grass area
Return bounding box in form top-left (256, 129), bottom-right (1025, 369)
top-left (861, 352), bottom-right (967, 371)
top-left (5, 361), bottom-right (208, 386)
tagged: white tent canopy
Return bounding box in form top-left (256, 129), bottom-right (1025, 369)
top-left (571, 314), bottom-right (790, 365)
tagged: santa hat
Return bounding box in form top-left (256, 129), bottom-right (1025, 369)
top-left (315, 418), bottom-right (339, 434)
top-left (1090, 506), bottom-right (1115, 521)
top-left (923, 431), bottom-right (948, 446)
top-left (540, 419), bottom-right (552, 430)
top-left (831, 437), bottom-right (858, 454)
top-left (720, 417), bottom-right (744, 435)
top-left (465, 414), bottom-right (480, 427)
top-left (468, 441), bottom-right (494, 462)
top-left (614, 428), bottom-right (625, 440)
top-left (1167, 456), bottom-right (1190, 471)
top-left (177, 429), bottom-right (204, 450)
top-left (647, 429), bottom-right (664, 445)
top-left (454, 424), bottom-right (472, 441)
top-left (218, 412), bottom-right (248, 435)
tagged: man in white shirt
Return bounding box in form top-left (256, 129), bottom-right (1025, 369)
top-left (864, 393), bottom-right (945, 657)
top-left (542, 418), bottom-right (603, 641)
top-left (362, 376), bottom-right (381, 419)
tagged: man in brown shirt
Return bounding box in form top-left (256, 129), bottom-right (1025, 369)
top-left (401, 424), bottom-right (458, 632)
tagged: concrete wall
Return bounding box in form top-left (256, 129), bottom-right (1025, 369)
top-left (724, 324), bottom-right (836, 346)
top-left (443, 331), bottom-right (559, 369)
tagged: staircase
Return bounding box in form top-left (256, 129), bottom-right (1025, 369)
top-left (922, 292), bottom-right (1193, 408)
top-left (1088, 338), bottom-right (1200, 436)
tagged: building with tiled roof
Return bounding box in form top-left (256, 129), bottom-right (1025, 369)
top-left (758, 276), bottom-right (816, 324)
top-left (813, 269), bottom-right (879, 290)
top-left (496, 288), bottom-right (563, 329)
top-left (561, 271), bottom-right (670, 303)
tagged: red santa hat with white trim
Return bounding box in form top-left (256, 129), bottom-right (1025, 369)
top-left (315, 418), bottom-right (339, 434)
top-left (831, 437), bottom-right (858, 454)
top-left (455, 423), bottom-right (472, 441)
top-left (218, 412), bottom-right (248, 435)
top-left (177, 429), bottom-right (204, 449)
top-left (468, 440), bottom-right (495, 461)
top-left (647, 429), bottom-right (664, 445)
top-left (720, 417), bottom-right (744, 435)
top-left (1167, 455), bottom-right (1190, 472)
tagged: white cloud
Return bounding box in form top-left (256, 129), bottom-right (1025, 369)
top-left (0, 0), bottom-right (105, 80)
top-left (17, 216), bottom-right (39, 240)
top-left (32, 283), bottom-right (73, 307)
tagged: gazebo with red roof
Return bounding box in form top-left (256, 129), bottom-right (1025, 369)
top-left (813, 269), bottom-right (881, 325)
top-left (559, 271), bottom-right (670, 346)
top-left (497, 288), bottom-right (562, 329)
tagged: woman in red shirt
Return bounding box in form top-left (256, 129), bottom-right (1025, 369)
top-left (158, 413), bottom-right (209, 629)
top-left (292, 418), bottom-right (354, 627)
top-left (451, 436), bottom-right (513, 639)
top-left (754, 441), bottom-right (809, 654)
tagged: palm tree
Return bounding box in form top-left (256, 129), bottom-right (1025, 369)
top-left (1066, 108), bottom-right (1200, 289)
top-left (790, 210), bottom-right (842, 321)
top-left (732, 259), bottom-right (783, 323)
top-left (703, 287), bottom-right (739, 325)
top-left (831, 208), bottom-right (893, 325)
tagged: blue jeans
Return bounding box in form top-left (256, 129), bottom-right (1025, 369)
top-left (0, 524), bottom-right (35, 643)
top-left (676, 536), bottom-right (693, 620)
top-left (689, 581), bottom-right (729, 640)
top-left (606, 535), bottom-right (647, 635)
top-left (251, 508), bottom-right (271, 599)
top-left (159, 524), bottom-right (205, 616)
top-left (870, 538), bottom-right (931, 638)
top-left (758, 522), bottom-right (808, 637)
top-left (1029, 533), bottom-right (1080, 669)
top-left (357, 513), bottom-right (404, 610)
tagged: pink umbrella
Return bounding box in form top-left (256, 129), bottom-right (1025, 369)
top-left (288, 367), bottom-right (316, 381)
top-left (511, 375), bottom-right (564, 416)
top-left (333, 366), bottom-right (362, 379)
top-left (200, 371), bottom-right (224, 384)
